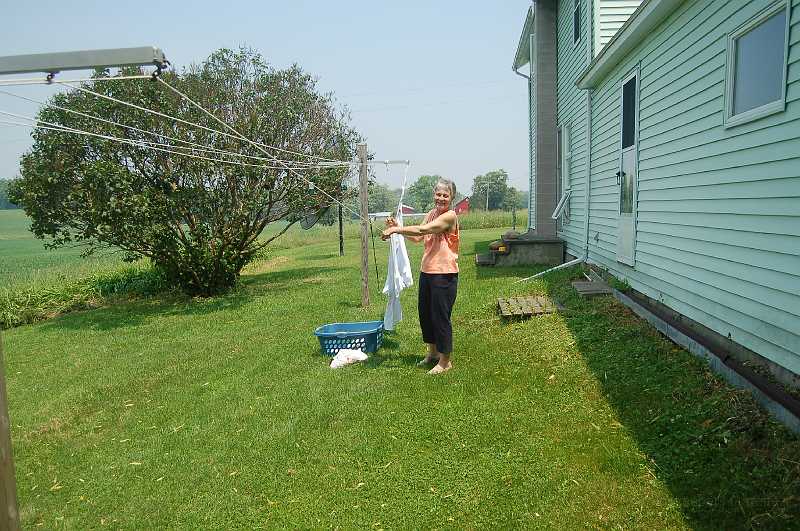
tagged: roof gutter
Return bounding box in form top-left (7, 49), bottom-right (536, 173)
top-left (513, 5), bottom-right (535, 71)
top-left (577, 0), bottom-right (687, 89)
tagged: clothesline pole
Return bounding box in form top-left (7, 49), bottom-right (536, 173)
top-left (0, 331), bottom-right (19, 530)
top-left (338, 197), bottom-right (344, 257)
top-left (358, 143), bottom-right (370, 307)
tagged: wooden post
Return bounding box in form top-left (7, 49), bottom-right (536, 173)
top-left (358, 143), bottom-right (370, 307)
top-left (0, 331), bottom-right (20, 531)
top-left (338, 201), bottom-right (344, 257)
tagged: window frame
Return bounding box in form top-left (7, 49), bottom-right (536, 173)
top-left (573, 0), bottom-right (581, 47)
top-left (618, 67), bottom-right (639, 217)
top-left (723, 1), bottom-right (791, 128)
top-left (553, 123), bottom-right (572, 223)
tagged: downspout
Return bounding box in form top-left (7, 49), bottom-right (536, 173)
top-left (514, 60), bottom-right (532, 232)
top-left (518, 0), bottom-right (594, 283)
top-left (514, 67), bottom-right (533, 232)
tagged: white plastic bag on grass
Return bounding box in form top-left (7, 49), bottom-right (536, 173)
top-left (330, 348), bottom-right (368, 369)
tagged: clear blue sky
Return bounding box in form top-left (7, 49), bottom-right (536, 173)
top-left (0, 0), bottom-right (532, 194)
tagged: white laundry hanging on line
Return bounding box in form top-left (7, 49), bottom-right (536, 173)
top-left (383, 162), bottom-right (413, 331)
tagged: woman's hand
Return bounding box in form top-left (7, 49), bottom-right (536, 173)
top-left (381, 227), bottom-right (395, 241)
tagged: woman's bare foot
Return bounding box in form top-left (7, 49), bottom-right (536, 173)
top-left (427, 362), bottom-right (453, 375)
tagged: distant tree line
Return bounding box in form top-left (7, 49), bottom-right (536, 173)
top-left (0, 179), bottom-right (20, 209)
top-left (470, 169), bottom-right (527, 211)
top-left (326, 170), bottom-right (527, 224)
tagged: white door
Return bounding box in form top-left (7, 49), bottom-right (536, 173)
top-left (616, 70), bottom-right (638, 266)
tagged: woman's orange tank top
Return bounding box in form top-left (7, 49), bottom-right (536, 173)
top-left (420, 208), bottom-right (460, 274)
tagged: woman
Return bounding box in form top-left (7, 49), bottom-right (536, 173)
top-left (381, 178), bottom-right (459, 375)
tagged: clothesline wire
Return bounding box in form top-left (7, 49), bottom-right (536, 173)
top-left (369, 221), bottom-right (380, 285)
top-left (4, 73), bottom-right (414, 223)
top-left (58, 78), bottom-right (346, 165)
top-left (55, 77), bottom-right (344, 162)
top-left (394, 161), bottom-right (411, 218)
top-left (155, 75), bottom-right (369, 222)
top-left (0, 114), bottom-right (346, 172)
top-left (0, 88), bottom-right (350, 167)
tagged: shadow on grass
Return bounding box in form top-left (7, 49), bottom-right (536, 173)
top-left (41, 266), bottom-right (345, 333)
top-left (472, 239), bottom-right (494, 256)
top-left (301, 253), bottom-right (341, 261)
top-left (37, 290), bottom-right (251, 333)
top-left (538, 267), bottom-right (800, 529)
top-left (363, 335), bottom-right (413, 368)
top-left (241, 266), bottom-right (345, 291)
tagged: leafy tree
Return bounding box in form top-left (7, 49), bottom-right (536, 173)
top-left (314, 180), bottom-right (399, 226)
top-left (9, 48), bottom-right (360, 296)
top-left (518, 189), bottom-right (530, 209)
top-left (0, 179), bottom-right (20, 209)
top-left (368, 182), bottom-right (401, 213)
top-left (503, 186), bottom-right (524, 210)
top-left (471, 169), bottom-right (509, 210)
top-left (407, 174), bottom-right (443, 212)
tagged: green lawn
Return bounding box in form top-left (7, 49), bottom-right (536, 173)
top-left (2, 218), bottom-right (799, 528)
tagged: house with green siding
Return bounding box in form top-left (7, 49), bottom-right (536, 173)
top-left (513, 0), bottom-right (800, 410)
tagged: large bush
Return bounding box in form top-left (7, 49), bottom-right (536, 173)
top-left (10, 48), bottom-right (359, 296)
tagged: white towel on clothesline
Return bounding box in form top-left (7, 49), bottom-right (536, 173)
top-left (383, 212), bottom-right (413, 331)
top-left (383, 162), bottom-right (413, 331)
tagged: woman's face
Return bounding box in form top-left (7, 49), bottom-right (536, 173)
top-left (433, 185), bottom-right (452, 212)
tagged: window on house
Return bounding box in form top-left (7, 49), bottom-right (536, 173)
top-left (573, 0), bottom-right (581, 44)
top-left (552, 124), bottom-right (572, 222)
top-left (725, 2), bottom-right (789, 126)
top-left (621, 77), bottom-right (637, 149)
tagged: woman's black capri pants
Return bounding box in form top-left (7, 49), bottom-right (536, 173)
top-left (418, 272), bottom-right (458, 355)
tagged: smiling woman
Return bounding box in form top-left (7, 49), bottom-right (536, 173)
top-left (382, 178), bottom-right (460, 375)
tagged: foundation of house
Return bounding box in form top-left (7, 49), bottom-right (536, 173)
top-left (476, 231), bottom-right (564, 267)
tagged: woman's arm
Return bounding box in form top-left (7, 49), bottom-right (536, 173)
top-left (381, 211), bottom-right (456, 241)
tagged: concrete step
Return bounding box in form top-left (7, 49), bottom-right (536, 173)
top-left (571, 280), bottom-right (612, 297)
top-left (475, 253), bottom-right (496, 266)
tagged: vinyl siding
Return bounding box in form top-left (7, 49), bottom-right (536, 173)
top-left (556, 0), bottom-right (590, 257)
top-left (587, 0), bottom-right (800, 372)
top-left (594, 0), bottom-right (645, 54)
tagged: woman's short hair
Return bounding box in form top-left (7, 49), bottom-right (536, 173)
top-left (434, 178), bottom-right (456, 199)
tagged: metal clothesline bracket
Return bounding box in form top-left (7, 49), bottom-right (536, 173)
top-left (151, 59), bottom-right (169, 81)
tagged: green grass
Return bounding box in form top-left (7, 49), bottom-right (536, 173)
top-left (2, 224), bottom-right (798, 529)
top-left (0, 210), bottom-right (130, 291)
top-left (0, 209), bottom-right (527, 329)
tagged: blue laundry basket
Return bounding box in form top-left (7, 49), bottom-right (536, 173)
top-left (314, 320), bottom-right (384, 356)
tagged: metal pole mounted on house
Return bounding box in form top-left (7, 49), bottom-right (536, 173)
top-left (358, 143), bottom-right (370, 307)
top-left (0, 47), bottom-right (167, 76)
top-left (0, 46), bottom-right (168, 531)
